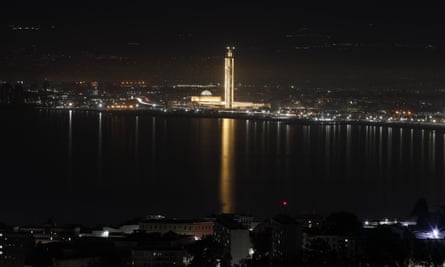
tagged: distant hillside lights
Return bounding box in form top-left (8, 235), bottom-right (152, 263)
top-left (9, 25), bottom-right (40, 31)
top-left (120, 81), bottom-right (147, 88)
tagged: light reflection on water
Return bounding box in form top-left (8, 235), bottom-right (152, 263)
top-left (67, 110), bottom-right (72, 188)
top-left (97, 112), bottom-right (103, 182)
top-left (220, 118), bottom-right (235, 213)
top-left (3, 109), bottom-right (445, 224)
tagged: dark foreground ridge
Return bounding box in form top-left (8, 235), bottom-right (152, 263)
top-left (2, 200), bottom-right (445, 266)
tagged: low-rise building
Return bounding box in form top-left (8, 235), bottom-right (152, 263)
top-left (214, 215), bottom-right (250, 266)
top-left (0, 229), bottom-right (34, 267)
top-left (271, 214), bottom-right (302, 263)
top-left (17, 224), bottom-right (81, 244)
top-left (303, 233), bottom-right (358, 258)
top-left (129, 247), bottom-right (189, 267)
top-left (140, 218), bottom-right (213, 239)
top-left (120, 232), bottom-right (194, 267)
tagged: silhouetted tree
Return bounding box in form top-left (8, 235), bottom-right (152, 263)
top-left (430, 241), bottom-right (445, 266)
top-left (188, 235), bottom-right (226, 267)
top-left (248, 226), bottom-right (272, 267)
top-left (27, 244), bottom-right (52, 267)
top-left (303, 238), bottom-right (338, 267)
top-left (323, 212), bottom-right (361, 235)
top-left (360, 226), bottom-right (409, 266)
top-left (412, 239), bottom-right (445, 266)
top-left (411, 197), bottom-right (430, 229)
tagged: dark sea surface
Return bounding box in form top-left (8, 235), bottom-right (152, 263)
top-left (2, 109), bottom-right (445, 225)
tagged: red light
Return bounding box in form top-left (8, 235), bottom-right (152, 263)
top-left (282, 201), bottom-right (288, 206)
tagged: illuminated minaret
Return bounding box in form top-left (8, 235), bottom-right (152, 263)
top-left (224, 46), bottom-right (235, 109)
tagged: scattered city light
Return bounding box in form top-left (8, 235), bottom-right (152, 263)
top-left (432, 228), bottom-right (439, 239)
top-left (102, 230), bottom-right (109, 238)
top-left (249, 248), bottom-right (254, 256)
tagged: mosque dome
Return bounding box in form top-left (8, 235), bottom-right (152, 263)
top-left (200, 90), bottom-right (213, 96)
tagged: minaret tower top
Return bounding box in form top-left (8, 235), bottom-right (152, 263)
top-left (226, 46), bottom-right (235, 58)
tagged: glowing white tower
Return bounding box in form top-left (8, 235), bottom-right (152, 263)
top-left (224, 46), bottom-right (235, 109)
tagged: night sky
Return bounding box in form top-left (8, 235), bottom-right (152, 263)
top-left (2, 5), bottom-right (445, 85)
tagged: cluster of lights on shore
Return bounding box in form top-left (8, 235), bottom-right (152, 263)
top-left (55, 47), bottom-right (445, 126)
top-left (363, 219), bottom-right (444, 240)
top-left (416, 227), bottom-right (444, 240)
